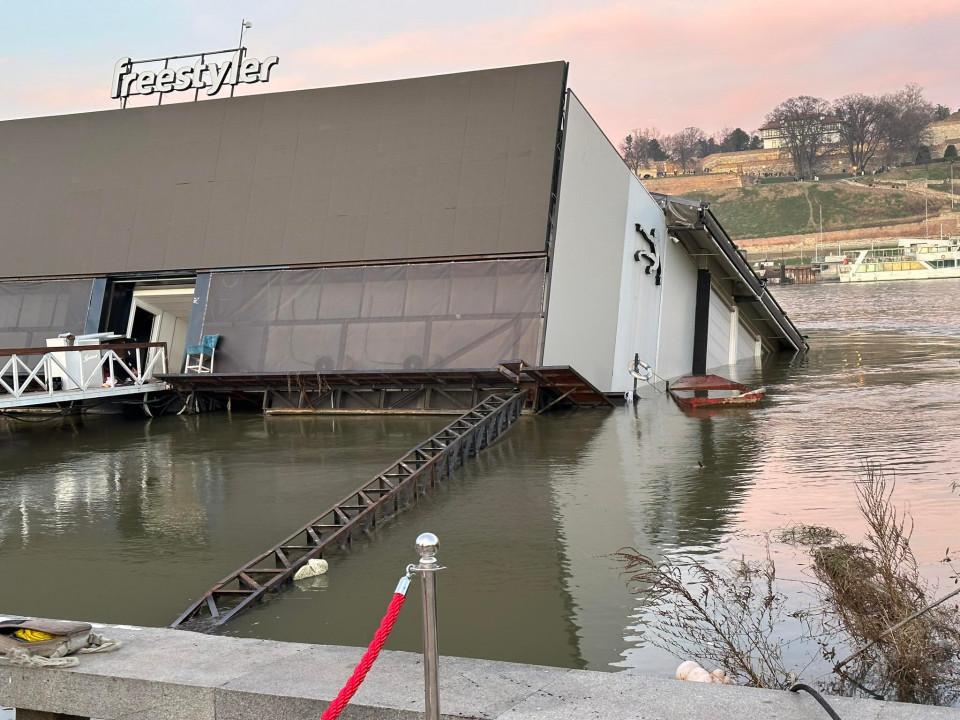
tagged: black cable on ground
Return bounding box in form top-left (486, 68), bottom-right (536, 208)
top-left (790, 683), bottom-right (842, 720)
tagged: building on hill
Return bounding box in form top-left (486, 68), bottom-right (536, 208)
top-left (0, 61), bottom-right (805, 396)
top-left (758, 117), bottom-right (842, 150)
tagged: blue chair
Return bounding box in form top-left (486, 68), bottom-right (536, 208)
top-left (184, 335), bottom-right (221, 374)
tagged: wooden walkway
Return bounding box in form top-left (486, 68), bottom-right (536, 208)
top-left (171, 390), bottom-right (526, 629)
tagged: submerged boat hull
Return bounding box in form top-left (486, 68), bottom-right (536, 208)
top-left (668, 374), bottom-right (765, 410)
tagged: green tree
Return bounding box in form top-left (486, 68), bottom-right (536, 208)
top-left (647, 138), bottom-right (667, 162)
top-left (945, 144), bottom-right (958, 160)
top-left (721, 128), bottom-right (751, 152)
top-left (934, 104), bottom-right (951, 121)
top-left (915, 145), bottom-right (932, 164)
top-left (749, 134), bottom-right (763, 150)
top-left (695, 136), bottom-right (720, 158)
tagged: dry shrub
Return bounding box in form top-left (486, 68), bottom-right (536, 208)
top-left (776, 524), bottom-right (844, 547)
top-left (615, 546), bottom-right (794, 689)
top-left (616, 461), bottom-right (960, 705)
top-left (812, 462), bottom-right (960, 704)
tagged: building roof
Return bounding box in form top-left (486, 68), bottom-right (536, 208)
top-left (649, 193), bottom-right (807, 353)
top-left (0, 62), bottom-right (568, 280)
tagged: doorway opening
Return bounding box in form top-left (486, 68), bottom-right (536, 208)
top-left (124, 285), bottom-right (195, 371)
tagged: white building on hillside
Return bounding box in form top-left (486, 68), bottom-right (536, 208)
top-left (758, 117), bottom-right (842, 150)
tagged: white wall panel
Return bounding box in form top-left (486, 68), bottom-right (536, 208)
top-left (738, 319), bottom-right (759, 361)
top-left (544, 94), bottom-right (669, 393)
top-left (610, 175), bottom-right (668, 393)
top-left (654, 238), bottom-right (698, 380)
top-left (707, 289), bottom-right (732, 371)
top-left (542, 95), bottom-right (629, 391)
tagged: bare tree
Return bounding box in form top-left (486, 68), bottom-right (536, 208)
top-left (619, 133), bottom-right (640, 173)
top-left (881, 84), bottom-right (934, 164)
top-left (665, 127), bottom-right (705, 173)
top-left (833, 94), bottom-right (887, 173)
top-left (619, 128), bottom-right (664, 174)
top-left (766, 96), bottom-right (832, 179)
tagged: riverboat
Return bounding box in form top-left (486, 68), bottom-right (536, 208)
top-left (821, 238), bottom-right (960, 282)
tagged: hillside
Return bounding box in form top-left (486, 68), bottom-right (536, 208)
top-left (696, 181), bottom-right (948, 240)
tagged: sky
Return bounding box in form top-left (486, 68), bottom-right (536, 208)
top-left (1, 0), bottom-right (958, 144)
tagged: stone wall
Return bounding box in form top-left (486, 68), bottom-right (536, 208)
top-left (929, 113), bottom-right (960, 156)
top-left (699, 148), bottom-right (791, 175)
top-left (641, 173), bottom-right (744, 195)
top-left (738, 211), bottom-right (960, 258)
top-left (699, 148), bottom-right (854, 176)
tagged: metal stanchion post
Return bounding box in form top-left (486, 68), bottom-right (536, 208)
top-left (410, 532), bottom-right (443, 720)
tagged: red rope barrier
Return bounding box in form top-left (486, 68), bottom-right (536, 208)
top-left (320, 576), bottom-right (410, 720)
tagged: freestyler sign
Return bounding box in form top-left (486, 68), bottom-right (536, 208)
top-left (111, 50), bottom-right (279, 101)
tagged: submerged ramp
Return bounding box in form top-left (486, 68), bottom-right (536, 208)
top-left (172, 390), bottom-right (525, 629)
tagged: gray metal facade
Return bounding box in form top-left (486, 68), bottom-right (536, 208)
top-left (0, 279), bottom-right (94, 348)
top-left (200, 258), bottom-right (546, 373)
top-left (0, 62), bottom-right (566, 280)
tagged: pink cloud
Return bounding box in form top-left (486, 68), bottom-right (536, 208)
top-left (282, 0), bottom-right (960, 142)
top-left (3, 1), bottom-right (957, 147)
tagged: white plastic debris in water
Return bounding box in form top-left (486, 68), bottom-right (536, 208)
top-left (293, 558), bottom-right (329, 581)
top-left (675, 660), bottom-right (732, 684)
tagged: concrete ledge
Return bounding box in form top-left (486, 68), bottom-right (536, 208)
top-left (1, 618), bottom-right (958, 719)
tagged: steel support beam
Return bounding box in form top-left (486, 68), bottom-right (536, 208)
top-left (692, 269), bottom-right (711, 376)
top-left (171, 391), bottom-right (526, 630)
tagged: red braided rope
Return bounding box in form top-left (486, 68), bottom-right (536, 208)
top-left (320, 589), bottom-right (408, 720)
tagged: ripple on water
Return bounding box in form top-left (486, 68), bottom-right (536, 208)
top-left (0, 280), bottom-right (958, 677)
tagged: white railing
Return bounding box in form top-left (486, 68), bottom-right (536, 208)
top-left (0, 342), bottom-right (167, 400)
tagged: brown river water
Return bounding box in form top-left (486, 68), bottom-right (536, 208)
top-left (1, 279), bottom-right (959, 687)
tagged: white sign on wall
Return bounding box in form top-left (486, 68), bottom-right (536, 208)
top-left (111, 50), bottom-right (279, 102)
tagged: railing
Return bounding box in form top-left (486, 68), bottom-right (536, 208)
top-left (0, 342), bottom-right (168, 400)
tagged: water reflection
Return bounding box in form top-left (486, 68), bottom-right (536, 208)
top-left (1, 279), bottom-right (958, 676)
top-left (0, 414), bottom-right (447, 626)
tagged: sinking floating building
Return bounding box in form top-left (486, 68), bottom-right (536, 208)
top-left (0, 61), bottom-right (804, 397)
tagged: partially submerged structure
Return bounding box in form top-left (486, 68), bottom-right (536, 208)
top-left (0, 61), bottom-right (805, 405)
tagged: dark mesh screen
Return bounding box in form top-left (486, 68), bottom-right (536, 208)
top-left (202, 259), bottom-right (546, 372)
top-left (0, 279), bottom-right (93, 349)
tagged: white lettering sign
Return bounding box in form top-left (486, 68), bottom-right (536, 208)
top-left (111, 51), bottom-right (279, 101)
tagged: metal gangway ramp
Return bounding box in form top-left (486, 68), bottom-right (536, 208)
top-left (0, 342), bottom-right (170, 411)
top-left (171, 390), bottom-right (526, 629)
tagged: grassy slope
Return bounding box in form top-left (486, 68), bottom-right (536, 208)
top-left (852, 162), bottom-right (959, 196)
top-left (697, 181), bottom-right (947, 240)
top-left (860, 162), bottom-right (955, 182)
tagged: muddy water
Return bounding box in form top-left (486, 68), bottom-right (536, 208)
top-left (1, 279), bottom-right (958, 685)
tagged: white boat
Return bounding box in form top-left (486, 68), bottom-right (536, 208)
top-left (819, 238), bottom-right (960, 282)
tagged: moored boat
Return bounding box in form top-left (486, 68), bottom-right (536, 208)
top-left (820, 238), bottom-right (960, 282)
